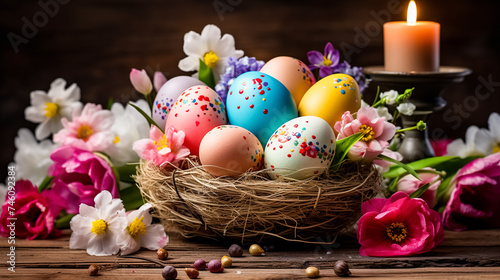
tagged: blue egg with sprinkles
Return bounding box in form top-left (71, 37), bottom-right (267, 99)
top-left (226, 71), bottom-right (298, 144)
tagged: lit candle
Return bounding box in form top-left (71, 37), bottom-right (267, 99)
top-left (384, 1), bottom-right (440, 72)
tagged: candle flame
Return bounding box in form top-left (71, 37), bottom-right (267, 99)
top-left (407, 0), bottom-right (417, 25)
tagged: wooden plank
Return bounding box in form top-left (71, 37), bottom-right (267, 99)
top-left (441, 229), bottom-right (500, 247)
top-left (2, 267), bottom-right (500, 280)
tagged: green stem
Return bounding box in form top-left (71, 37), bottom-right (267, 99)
top-left (372, 86), bottom-right (381, 107)
top-left (396, 125), bottom-right (417, 133)
top-left (392, 110), bottom-right (400, 124)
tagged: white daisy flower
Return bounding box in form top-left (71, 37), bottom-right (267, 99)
top-left (178, 24), bottom-right (244, 81)
top-left (380, 90), bottom-right (399, 105)
top-left (103, 100), bottom-right (150, 166)
top-left (69, 191), bottom-right (128, 256)
top-left (13, 128), bottom-right (58, 186)
top-left (487, 112), bottom-right (500, 154)
top-left (118, 203), bottom-right (169, 255)
top-left (397, 102), bottom-right (416, 116)
top-left (447, 126), bottom-right (491, 158)
top-left (24, 78), bottom-right (83, 140)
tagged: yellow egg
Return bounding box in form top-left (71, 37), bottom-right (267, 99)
top-left (298, 74), bottom-right (361, 131)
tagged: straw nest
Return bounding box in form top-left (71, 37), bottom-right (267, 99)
top-left (135, 157), bottom-right (382, 244)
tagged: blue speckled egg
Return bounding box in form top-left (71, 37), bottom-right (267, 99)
top-left (226, 71), bottom-right (298, 144)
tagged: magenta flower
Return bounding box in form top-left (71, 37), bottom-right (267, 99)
top-left (53, 103), bottom-right (115, 152)
top-left (133, 125), bottom-right (190, 168)
top-left (153, 71), bottom-right (168, 92)
top-left (397, 168), bottom-right (441, 208)
top-left (442, 152), bottom-right (500, 231)
top-left (48, 146), bottom-right (118, 214)
top-left (430, 139), bottom-right (453, 156)
top-left (130, 68), bottom-right (153, 95)
top-left (334, 107), bottom-right (396, 162)
top-left (307, 42), bottom-right (340, 78)
top-left (0, 180), bottom-right (63, 239)
top-left (357, 191), bottom-right (444, 257)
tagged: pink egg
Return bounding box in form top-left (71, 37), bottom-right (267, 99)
top-left (200, 125), bottom-right (264, 177)
top-left (166, 86), bottom-right (227, 156)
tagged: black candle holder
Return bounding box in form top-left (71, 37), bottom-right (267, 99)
top-left (363, 66), bottom-right (471, 162)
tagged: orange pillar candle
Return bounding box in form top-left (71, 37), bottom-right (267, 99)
top-left (384, 1), bottom-right (440, 72)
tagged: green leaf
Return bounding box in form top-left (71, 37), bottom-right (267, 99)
top-left (198, 59), bottom-right (216, 89)
top-left (116, 164), bottom-right (139, 184)
top-left (38, 176), bottom-right (53, 192)
top-left (120, 184), bottom-right (144, 211)
top-left (107, 97), bottom-right (114, 110)
top-left (331, 132), bottom-right (364, 169)
top-left (129, 102), bottom-right (164, 133)
top-left (378, 154), bottom-right (420, 180)
top-left (409, 183), bottom-right (431, 199)
top-left (386, 175), bottom-right (400, 194)
top-left (55, 213), bottom-right (76, 229)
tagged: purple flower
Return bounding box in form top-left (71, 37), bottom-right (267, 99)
top-left (307, 42), bottom-right (368, 92)
top-left (215, 56), bottom-right (265, 104)
top-left (442, 152), bottom-right (500, 231)
top-left (48, 146), bottom-right (119, 214)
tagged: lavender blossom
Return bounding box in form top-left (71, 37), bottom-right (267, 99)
top-left (215, 56), bottom-right (265, 103)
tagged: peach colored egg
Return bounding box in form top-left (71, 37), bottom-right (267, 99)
top-left (260, 56), bottom-right (316, 106)
top-left (166, 86), bottom-right (227, 156)
top-left (199, 125), bottom-right (263, 177)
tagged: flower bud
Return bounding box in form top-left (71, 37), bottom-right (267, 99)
top-left (154, 71), bottom-right (168, 92)
top-left (130, 68), bottom-right (153, 95)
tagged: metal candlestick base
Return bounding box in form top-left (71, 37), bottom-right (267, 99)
top-left (363, 66), bottom-right (471, 162)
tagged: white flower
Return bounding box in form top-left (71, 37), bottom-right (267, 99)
top-left (447, 126), bottom-right (491, 158)
top-left (14, 128), bottom-right (58, 186)
top-left (69, 191), bottom-right (128, 256)
top-left (25, 78), bottom-right (83, 140)
top-left (103, 100), bottom-right (150, 166)
top-left (117, 203), bottom-right (169, 255)
top-left (380, 90), bottom-right (399, 105)
top-left (178, 24), bottom-right (244, 81)
top-left (397, 102), bottom-right (416, 116)
top-left (361, 100), bottom-right (392, 121)
top-left (487, 112), bottom-right (500, 154)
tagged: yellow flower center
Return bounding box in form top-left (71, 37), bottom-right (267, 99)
top-left (113, 136), bottom-right (120, 144)
top-left (44, 102), bottom-right (59, 118)
top-left (494, 143), bottom-right (500, 154)
top-left (323, 55), bottom-right (332, 67)
top-left (90, 219), bottom-right (108, 235)
top-left (127, 217), bottom-right (147, 239)
top-left (203, 51), bottom-right (219, 68)
top-left (76, 125), bottom-right (93, 141)
top-left (359, 125), bottom-right (375, 142)
top-left (153, 135), bottom-right (169, 151)
top-left (386, 222), bottom-right (407, 243)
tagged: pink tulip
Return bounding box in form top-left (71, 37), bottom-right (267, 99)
top-left (334, 107), bottom-right (396, 162)
top-left (442, 152), bottom-right (500, 231)
top-left (153, 71), bottom-right (168, 92)
top-left (133, 125), bottom-right (190, 168)
top-left (130, 68), bottom-right (153, 95)
top-left (48, 146), bottom-right (118, 214)
top-left (0, 180), bottom-right (63, 239)
top-left (357, 191), bottom-right (444, 257)
top-left (397, 167), bottom-right (441, 208)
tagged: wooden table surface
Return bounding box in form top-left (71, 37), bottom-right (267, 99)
top-left (1, 229), bottom-right (500, 279)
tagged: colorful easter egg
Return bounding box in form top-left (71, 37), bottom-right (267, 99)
top-left (166, 86), bottom-right (227, 156)
top-left (226, 71), bottom-right (298, 144)
top-left (298, 73), bottom-right (361, 131)
top-left (264, 116), bottom-right (335, 180)
top-left (260, 56), bottom-right (315, 106)
top-left (199, 125), bottom-right (264, 177)
top-left (152, 76), bottom-right (206, 129)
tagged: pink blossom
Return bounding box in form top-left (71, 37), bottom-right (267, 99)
top-left (430, 139), bottom-right (453, 156)
top-left (334, 107), bottom-right (396, 162)
top-left (397, 168), bottom-right (441, 208)
top-left (442, 152), bottom-right (500, 231)
top-left (373, 149), bottom-right (403, 173)
top-left (48, 146), bottom-right (118, 214)
top-left (153, 71), bottom-right (168, 92)
top-left (357, 191), bottom-right (444, 257)
top-left (133, 125), bottom-right (190, 168)
top-left (130, 68), bottom-right (153, 95)
top-left (53, 103), bottom-right (115, 152)
top-left (0, 180), bottom-right (63, 239)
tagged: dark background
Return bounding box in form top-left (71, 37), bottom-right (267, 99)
top-left (1, 0), bottom-right (499, 182)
